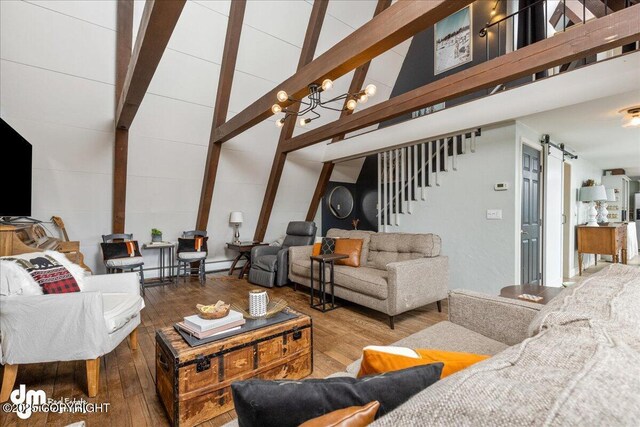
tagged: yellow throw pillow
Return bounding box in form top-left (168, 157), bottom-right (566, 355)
top-left (312, 243), bottom-right (321, 256)
top-left (357, 346), bottom-right (489, 378)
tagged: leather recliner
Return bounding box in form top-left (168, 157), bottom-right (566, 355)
top-left (248, 221), bottom-right (317, 288)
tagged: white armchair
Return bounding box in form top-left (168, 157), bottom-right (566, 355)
top-left (0, 272), bottom-right (144, 402)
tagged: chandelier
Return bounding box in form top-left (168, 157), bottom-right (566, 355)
top-left (271, 79), bottom-right (377, 127)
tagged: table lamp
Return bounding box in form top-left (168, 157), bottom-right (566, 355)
top-left (229, 211), bottom-right (244, 244)
top-left (596, 188), bottom-right (616, 224)
top-left (579, 185), bottom-right (607, 226)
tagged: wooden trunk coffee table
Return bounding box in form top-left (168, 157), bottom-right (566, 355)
top-left (156, 309), bottom-right (312, 427)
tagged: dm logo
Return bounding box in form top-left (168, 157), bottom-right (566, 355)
top-left (10, 384), bottom-right (46, 419)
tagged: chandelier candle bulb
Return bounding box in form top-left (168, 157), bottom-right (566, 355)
top-left (358, 93), bottom-right (368, 103)
top-left (299, 118), bottom-right (310, 127)
top-left (346, 99), bottom-right (357, 111)
top-left (276, 118), bottom-right (285, 127)
top-left (321, 79), bottom-right (333, 91)
top-left (365, 84), bottom-right (377, 96)
top-left (276, 90), bottom-right (288, 103)
top-left (271, 104), bottom-right (282, 114)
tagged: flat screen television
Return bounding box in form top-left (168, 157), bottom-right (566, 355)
top-left (0, 118), bottom-right (32, 217)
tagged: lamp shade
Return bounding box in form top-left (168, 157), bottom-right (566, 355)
top-left (606, 188), bottom-right (616, 202)
top-left (579, 185), bottom-right (607, 202)
top-left (229, 211), bottom-right (244, 224)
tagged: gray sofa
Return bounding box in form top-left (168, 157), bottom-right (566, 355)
top-left (289, 229), bottom-right (448, 328)
top-left (333, 263), bottom-right (640, 426)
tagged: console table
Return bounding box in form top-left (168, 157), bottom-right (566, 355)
top-left (577, 223), bottom-right (627, 275)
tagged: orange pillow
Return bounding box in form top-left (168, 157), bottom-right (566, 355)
top-left (312, 243), bottom-right (321, 256)
top-left (334, 239), bottom-right (363, 267)
top-left (357, 346), bottom-right (489, 379)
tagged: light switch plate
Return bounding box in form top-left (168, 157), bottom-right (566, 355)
top-left (487, 209), bottom-right (503, 220)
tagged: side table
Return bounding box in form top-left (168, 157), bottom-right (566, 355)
top-left (310, 253), bottom-right (348, 312)
top-left (142, 242), bottom-right (176, 287)
top-left (499, 284), bottom-right (563, 305)
top-left (226, 241), bottom-right (267, 279)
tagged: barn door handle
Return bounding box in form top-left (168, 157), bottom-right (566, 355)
top-left (521, 230), bottom-right (528, 235)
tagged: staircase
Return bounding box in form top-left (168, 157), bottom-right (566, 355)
top-left (377, 128), bottom-right (481, 231)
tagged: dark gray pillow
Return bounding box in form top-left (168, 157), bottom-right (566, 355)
top-left (231, 363), bottom-right (443, 427)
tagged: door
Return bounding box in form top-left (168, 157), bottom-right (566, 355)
top-left (521, 145), bottom-right (541, 285)
top-left (543, 144), bottom-right (564, 286)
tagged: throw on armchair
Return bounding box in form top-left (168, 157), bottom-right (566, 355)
top-left (248, 221), bottom-right (317, 288)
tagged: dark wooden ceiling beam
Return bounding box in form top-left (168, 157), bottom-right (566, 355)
top-left (195, 0), bottom-right (247, 231)
top-left (304, 0), bottom-right (392, 222)
top-left (112, 0), bottom-right (133, 234)
top-left (283, 5), bottom-right (640, 153)
top-left (253, 0), bottom-right (329, 242)
top-left (212, 0), bottom-right (473, 144)
top-left (115, 0), bottom-right (186, 129)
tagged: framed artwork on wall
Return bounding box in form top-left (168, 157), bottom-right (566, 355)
top-left (434, 5), bottom-right (473, 75)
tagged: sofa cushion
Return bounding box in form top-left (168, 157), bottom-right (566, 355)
top-left (334, 266), bottom-right (388, 300)
top-left (345, 321), bottom-right (508, 376)
top-left (335, 239), bottom-right (363, 267)
top-left (102, 293), bottom-right (144, 334)
top-left (327, 229), bottom-right (374, 267)
top-left (177, 251), bottom-right (207, 260)
top-left (367, 233), bottom-right (441, 269)
top-left (105, 256), bottom-right (144, 268)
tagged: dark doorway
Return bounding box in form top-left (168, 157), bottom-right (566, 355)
top-left (521, 144), bottom-right (542, 285)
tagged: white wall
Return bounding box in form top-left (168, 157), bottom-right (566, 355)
top-left (386, 124), bottom-right (518, 295)
top-left (0, 0), bottom-right (116, 270)
top-left (1, 1), bottom-right (331, 274)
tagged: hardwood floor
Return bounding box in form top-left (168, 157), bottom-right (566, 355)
top-left (0, 273), bottom-right (447, 426)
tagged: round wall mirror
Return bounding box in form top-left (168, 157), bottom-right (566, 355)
top-left (327, 186), bottom-right (354, 219)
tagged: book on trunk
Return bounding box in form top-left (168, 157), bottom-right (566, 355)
top-left (176, 319), bottom-right (245, 339)
top-left (184, 309), bottom-right (244, 332)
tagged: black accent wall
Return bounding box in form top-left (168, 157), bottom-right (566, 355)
top-left (321, 156), bottom-right (378, 235)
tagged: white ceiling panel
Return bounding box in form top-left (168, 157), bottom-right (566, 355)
top-left (228, 71), bottom-right (278, 115)
top-left (324, 0), bottom-right (377, 31)
top-left (168, 1), bottom-right (228, 65)
top-left (191, 0), bottom-right (232, 17)
top-left (243, 1), bottom-right (312, 49)
top-left (313, 13), bottom-right (355, 59)
top-left (147, 49), bottom-right (219, 107)
top-left (366, 49), bottom-right (406, 89)
top-left (25, 0), bottom-right (117, 30)
top-left (223, 120), bottom-right (283, 154)
top-left (235, 24), bottom-right (302, 85)
top-left (130, 94), bottom-right (212, 146)
top-left (1, 0), bottom-right (115, 84)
